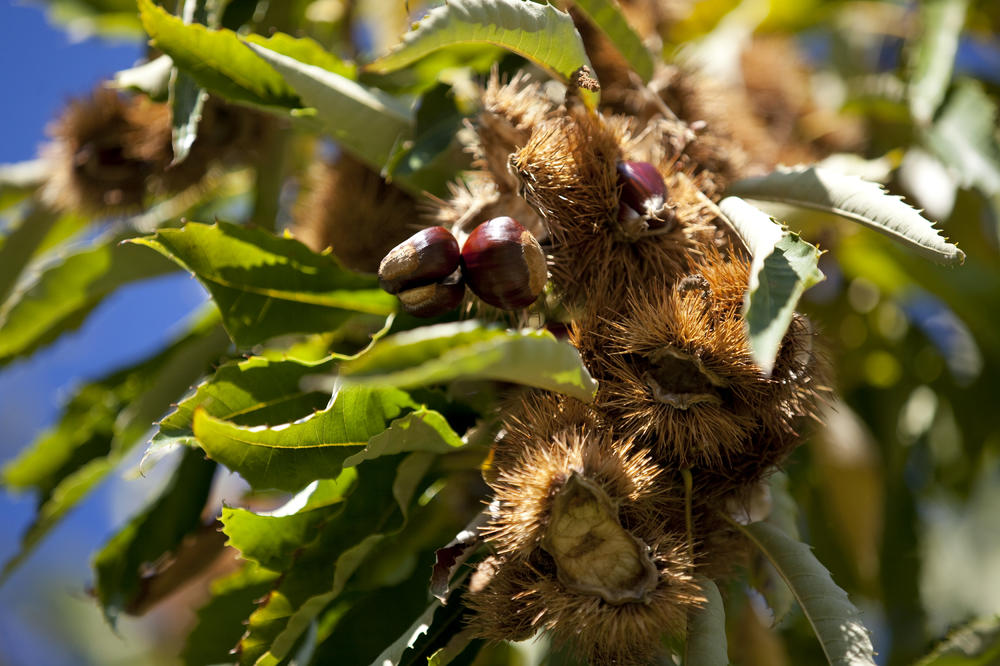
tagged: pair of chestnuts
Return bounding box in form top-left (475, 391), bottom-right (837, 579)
top-left (616, 160), bottom-right (671, 237)
top-left (378, 216), bottom-right (548, 317)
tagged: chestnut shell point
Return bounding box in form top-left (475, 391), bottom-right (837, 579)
top-left (378, 226), bottom-right (460, 294)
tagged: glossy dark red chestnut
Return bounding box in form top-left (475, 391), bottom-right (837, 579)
top-left (616, 160), bottom-right (670, 234)
top-left (378, 226), bottom-right (460, 294)
top-left (396, 272), bottom-right (466, 318)
top-left (461, 216), bottom-right (547, 310)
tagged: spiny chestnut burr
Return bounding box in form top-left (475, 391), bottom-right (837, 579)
top-left (397, 271), bottom-right (466, 318)
top-left (378, 226), bottom-right (460, 294)
top-left (461, 216), bottom-right (547, 310)
top-left (616, 160), bottom-right (671, 236)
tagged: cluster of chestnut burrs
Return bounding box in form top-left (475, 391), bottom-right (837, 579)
top-left (377, 161), bottom-right (670, 315)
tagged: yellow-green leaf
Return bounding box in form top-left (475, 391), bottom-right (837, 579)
top-left (367, 0), bottom-right (596, 107)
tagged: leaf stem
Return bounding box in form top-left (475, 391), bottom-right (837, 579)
top-left (250, 125), bottom-right (292, 232)
top-left (681, 467), bottom-right (694, 565)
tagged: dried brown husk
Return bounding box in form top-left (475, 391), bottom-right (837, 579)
top-left (472, 69), bottom-right (559, 193)
top-left (511, 109), bottom-right (720, 309)
top-left (467, 538), bottom-right (698, 665)
top-left (650, 40), bottom-right (866, 182)
top-left (42, 88), bottom-right (273, 216)
top-left (443, 63), bottom-right (832, 657)
top-left (576, 246), bottom-right (825, 475)
top-left (292, 153), bottom-right (420, 273)
top-left (41, 87), bottom-right (165, 215)
top-left (652, 65), bottom-right (763, 186)
top-left (150, 98), bottom-right (276, 195)
top-left (424, 173), bottom-right (546, 241)
top-left (741, 36), bottom-right (866, 160)
top-left (469, 395), bottom-right (702, 664)
top-left (485, 394), bottom-right (670, 556)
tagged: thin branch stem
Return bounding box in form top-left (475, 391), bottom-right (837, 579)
top-left (681, 466), bottom-right (694, 666)
top-left (681, 467), bottom-right (694, 568)
top-left (250, 125), bottom-right (292, 232)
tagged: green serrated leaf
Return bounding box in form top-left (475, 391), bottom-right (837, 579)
top-left (367, 0), bottom-right (596, 106)
top-left (1, 318), bottom-right (223, 495)
top-left (344, 408), bottom-right (465, 466)
top-left (374, 597), bottom-right (447, 666)
top-left (374, 586), bottom-right (473, 666)
top-left (711, 198), bottom-right (824, 375)
top-left (916, 615), bottom-right (1000, 666)
top-left (571, 0), bottom-right (654, 82)
top-left (138, 0), bottom-right (354, 110)
top-left (92, 447), bottom-right (217, 623)
top-left (364, 43), bottom-right (505, 96)
top-left (243, 32), bottom-right (357, 81)
top-left (237, 453), bottom-right (432, 666)
top-left (923, 78), bottom-right (1000, 199)
top-left (341, 321), bottom-right (598, 402)
top-left (730, 519), bottom-right (876, 666)
top-left (181, 562), bottom-right (281, 666)
top-left (758, 471), bottom-right (798, 626)
top-left (128, 221), bottom-right (395, 348)
top-left (726, 165), bottom-right (966, 265)
top-left (116, 317), bottom-right (233, 450)
top-left (1, 319), bottom-right (229, 582)
top-left (752, 234), bottom-right (823, 372)
top-left (169, 0), bottom-right (217, 165)
top-left (685, 576), bottom-right (729, 666)
top-left (170, 67), bottom-right (209, 166)
top-left (44, 0), bottom-right (143, 39)
top-left (244, 43), bottom-right (413, 170)
top-left (152, 354), bottom-right (337, 453)
top-left (312, 565), bottom-right (466, 665)
top-left (221, 472), bottom-right (357, 571)
top-left (190, 385), bottom-right (432, 492)
top-left (0, 205), bottom-right (60, 309)
top-left (908, 0), bottom-right (968, 124)
top-left (307, 478), bottom-right (483, 664)
top-left (138, 0), bottom-right (297, 108)
top-left (0, 235), bottom-right (178, 364)
top-left (386, 82), bottom-right (468, 195)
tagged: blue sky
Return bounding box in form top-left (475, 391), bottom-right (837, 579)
top-left (0, 3), bottom-right (144, 163)
top-left (0, 4), bottom-right (208, 664)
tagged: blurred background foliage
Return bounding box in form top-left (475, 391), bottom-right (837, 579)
top-left (0, 0), bottom-right (999, 664)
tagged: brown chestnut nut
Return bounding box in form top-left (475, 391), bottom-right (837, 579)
top-left (461, 216), bottom-right (547, 310)
top-left (396, 273), bottom-right (466, 318)
top-left (378, 226), bottom-right (460, 294)
top-left (616, 161), bottom-right (671, 235)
